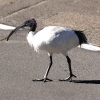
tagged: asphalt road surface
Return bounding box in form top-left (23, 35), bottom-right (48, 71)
top-left (0, 0), bottom-right (100, 100)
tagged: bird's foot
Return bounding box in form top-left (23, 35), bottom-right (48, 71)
top-left (32, 78), bottom-right (53, 82)
top-left (59, 74), bottom-right (76, 82)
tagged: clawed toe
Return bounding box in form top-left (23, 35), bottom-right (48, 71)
top-left (59, 74), bottom-right (76, 82)
top-left (32, 78), bottom-right (53, 82)
top-left (32, 78), bottom-right (44, 81)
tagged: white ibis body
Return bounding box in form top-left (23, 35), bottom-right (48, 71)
top-left (5, 18), bottom-right (87, 82)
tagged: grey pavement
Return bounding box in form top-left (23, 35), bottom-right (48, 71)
top-left (0, 0), bottom-right (100, 100)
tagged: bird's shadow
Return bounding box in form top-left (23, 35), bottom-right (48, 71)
top-left (32, 79), bottom-right (100, 84)
top-left (71, 80), bottom-right (100, 84)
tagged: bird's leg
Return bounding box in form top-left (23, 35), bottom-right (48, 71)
top-left (33, 55), bottom-right (53, 82)
top-left (43, 55), bottom-right (53, 82)
top-left (59, 56), bottom-right (76, 81)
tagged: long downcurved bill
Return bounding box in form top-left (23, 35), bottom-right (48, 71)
top-left (78, 43), bottom-right (100, 51)
top-left (1, 25), bottom-right (25, 41)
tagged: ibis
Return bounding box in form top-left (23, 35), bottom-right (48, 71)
top-left (4, 18), bottom-right (88, 82)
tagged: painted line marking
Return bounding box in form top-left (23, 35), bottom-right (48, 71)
top-left (0, 24), bottom-right (15, 30)
top-left (78, 43), bottom-right (100, 51)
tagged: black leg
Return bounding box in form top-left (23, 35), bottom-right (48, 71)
top-left (43, 55), bottom-right (53, 82)
top-left (33, 55), bottom-right (53, 82)
top-left (66, 56), bottom-right (76, 81)
top-left (59, 55), bottom-right (76, 81)
top-left (66, 56), bottom-right (72, 76)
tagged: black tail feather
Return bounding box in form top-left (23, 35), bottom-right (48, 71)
top-left (74, 30), bottom-right (88, 45)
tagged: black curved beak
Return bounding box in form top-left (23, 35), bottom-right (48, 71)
top-left (6, 24), bottom-right (26, 41)
top-left (1, 18), bottom-right (37, 41)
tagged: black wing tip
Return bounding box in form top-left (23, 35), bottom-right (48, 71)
top-left (74, 30), bottom-right (84, 33)
top-left (73, 30), bottom-right (88, 45)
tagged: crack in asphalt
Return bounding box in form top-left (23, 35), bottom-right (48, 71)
top-left (4, 0), bottom-right (47, 18)
top-left (6, 0), bottom-right (20, 5)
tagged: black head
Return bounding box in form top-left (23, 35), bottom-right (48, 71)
top-left (6, 18), bottom-right (37, 41)
top-left (23, 18), bottom-right (37, 31)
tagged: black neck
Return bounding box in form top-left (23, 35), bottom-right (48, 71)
top-left (30, 25), bottom-right (36, 32)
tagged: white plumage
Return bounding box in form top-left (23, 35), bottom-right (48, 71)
top-left (5, 18), bottom-right (88, 82)
top-left (27, 26), bottom-right (79, 55)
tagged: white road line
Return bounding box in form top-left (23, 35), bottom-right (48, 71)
top-left (0, 24), bottom-right (15, 30)
top-left (78, 43), bottom-right (100, 51)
